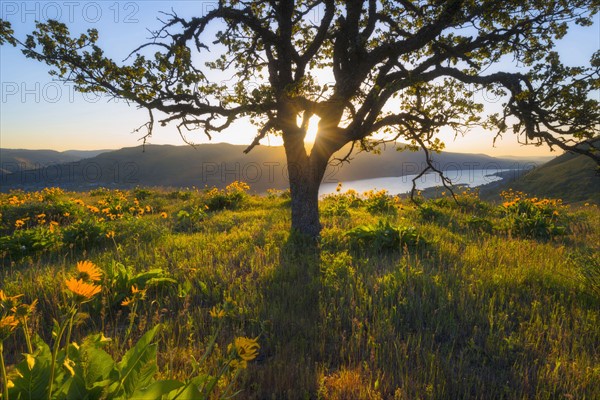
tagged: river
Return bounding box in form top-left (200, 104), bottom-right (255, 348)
top-left (319, 168), bottom-right (509, 196)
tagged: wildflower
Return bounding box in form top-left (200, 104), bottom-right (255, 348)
top-left (0, 290), bottom-right (24, 313)
top-left (65, 278), bottom-right (101, 301)
top-left (106, 231), bottom-right (115, 239)
top-left (585, 203), bottom-right (590, 207)
top-left (76, 261), bottom-right (103, 282)
top-left (145, 205), bottom-right (151, 212)
top-left (228, 336), bottom-right (260, 361)
top-left (0, 315), bottom-right (19, 340)
top-left (131, 285), bottom-right (146, 299)
top-left (226, 181), bottom-right (250, 192)
top-left (49, 221), bottom-right (59, 232)
top-left (122, 285), bottom-right (146, 307)
top-left (8, 196), bottom-right (22, 205)
top-left (63, 212), bottom-right (70, 217)
top-left (160, 212), bottom-right (168, 219)
top-left (15, 219), bottom-right (25, 229)
top-left (209, 306), bottom-right (225, 319)
top-left (121, 297), bottom-right (134, 307)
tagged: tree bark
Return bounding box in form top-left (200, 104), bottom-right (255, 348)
top-left (284, 139), bottom-right (324, 239)
top-left (283, 123), bottom-right (347, 238)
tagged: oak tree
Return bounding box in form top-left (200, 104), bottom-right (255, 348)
top-left (1, 0), bottom-right (599, 237)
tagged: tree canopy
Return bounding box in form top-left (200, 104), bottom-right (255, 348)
top-left (1, 0), bottom-right (599, 237)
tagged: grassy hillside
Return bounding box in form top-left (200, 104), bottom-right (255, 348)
top-left (1, 186), bottom-right (599, 399)
top-left (482, 152), bottom-right (599, 205)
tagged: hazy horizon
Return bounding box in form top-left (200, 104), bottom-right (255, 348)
top-left (0, 141), bottom-right (560, 160)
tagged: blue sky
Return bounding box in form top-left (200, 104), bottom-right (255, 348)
top-left (0, 1), bottom-right (598, 157)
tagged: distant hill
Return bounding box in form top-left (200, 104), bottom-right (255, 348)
top-left (0, 143), bottom-right (535, 192)
top-left (0, 149), bottom-right (110, 175)
top-left (480, 151), bottom-right (599, 204)
top-left (62, 149), bottom-right (112, 159)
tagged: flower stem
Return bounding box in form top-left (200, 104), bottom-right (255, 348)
top-left (47, 308), bottom-right (74, 400)
top-left (64, 309), bottom-right (77, 349)
top-left (22, 319), bottom-right (33, 354)
top-left (1, 341), bottom-right (9, 400)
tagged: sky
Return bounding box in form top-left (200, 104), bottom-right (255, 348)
top-left (0, 1), bottom-right (598, 157)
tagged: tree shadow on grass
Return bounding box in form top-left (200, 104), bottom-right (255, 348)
top-left (246, 233), bottom-right (322, 399)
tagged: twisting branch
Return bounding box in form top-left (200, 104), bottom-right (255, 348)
top-left (133, 108), bottom-right (155, 151)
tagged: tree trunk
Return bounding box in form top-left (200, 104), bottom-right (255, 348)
top-left (283, 128), bottom-right (346, 238)
top-left (284, 153), bottom-right (323, 238)
top-left (283, 133), bottom-right (333, 239)
top-left (288, 164), bottom-right (322, 238)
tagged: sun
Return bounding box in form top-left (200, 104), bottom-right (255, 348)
top-left (304, 116), bottom-right (320, 144)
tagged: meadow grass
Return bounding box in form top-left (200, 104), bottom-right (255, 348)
top-left (1, 186), bottom-right (598, 399)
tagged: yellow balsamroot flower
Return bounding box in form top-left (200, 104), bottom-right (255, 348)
top-left (228, 336), bottom-right (260, 362)
top-left (49, 221), bottom-right (60, 232)
top-left (8, 196), bottom-right (23, 205)
top-left (14, 219), bottom-right (25, 229)
top-left (0, 315), bottom-right (19, 340)
top-left (65, 278), bottom-right (101, 301)
top-left (131, 285), bottom-right (146, 298)
top-left (76, 261), bottom-right (103, 282)
top-left (106, 231), bottom-right (116, 239)
top-left (209, 306), bottom-right (225, 319)
top-left (122, 285), bottom-right (146, 307)
top-left (160, 212), bottom-right (168, 219)
top-left (121, 297), bottom-right (134, 307)
top-left (0, 290), bottom-right (24, 313)
top-left (226, 181), bottom-right (250, 192)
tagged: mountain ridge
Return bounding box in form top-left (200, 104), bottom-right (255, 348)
top-left (1, 143), bottom-right (532, 192)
